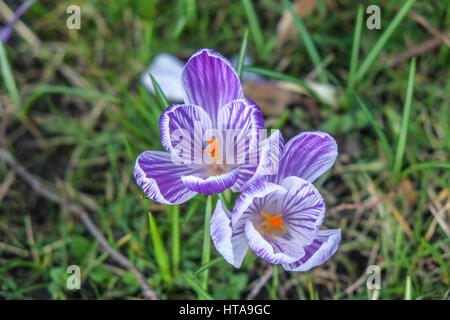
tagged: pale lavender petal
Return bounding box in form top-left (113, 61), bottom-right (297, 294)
top-left (216, 98), bottom-right (264, 192)
top-left (182, 49), bottom-right (243, 124)
top-left (210, 200), bottom-right (249, 268)
top-left (245, 220), bottom-right (300, 264)
top-left (272, 131), bottom-right (338, 183)
top-left (231, 180), bottom-right (286, 228)
top-left (282, 229), bottom-right (341, 271)
top-left (279, 176), bottom-right (326, 246)
top-left (217, 98), bottom-right (264, 132)
top-left (134, 151), bottom-right (197, 205)
top-left (181, 167), bottom-right (239, 195)
top-left (238, 130), bottom-right (284, 191)
top-left (160, 104), bottom-right (212, 154)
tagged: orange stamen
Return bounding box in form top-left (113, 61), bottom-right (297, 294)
top-left (204, 138), bottom-right (222, 163)
top-left (260, 211), bottom-right (286, 234)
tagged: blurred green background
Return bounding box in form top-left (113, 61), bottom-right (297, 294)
top-left (0, 0), bottom-right (449, 299)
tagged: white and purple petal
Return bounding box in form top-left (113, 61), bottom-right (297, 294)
top-left (210, 200), bottom-right (249, 268)
top-left (279, 176), bottom-right (326, 245)
top-left (272, 131), bottom-right (338, 183)
top-left (160, 104), bottom-right (212, 154)
top-left (134, 151), bottom-right (197, 205)
top-left (239, 130), bottom-right (284, 191)
top-left (182, 49), bottom-right (244, 125)
top-left (216, 98), bottom-right (265, 192)
top-left (282, 229), bottom-right (341, 271)
top-left (231, 180), bottom-right (286, 228)
top-left (181, 167), bottom-right (239, 195)
top-left (245, 220), bottom-right (301, 265)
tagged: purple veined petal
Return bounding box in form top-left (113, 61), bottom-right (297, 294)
top-left (278, 176), bottom-right (326, 246)
top-left (160, 104), bottom-right (213, 154)
top-left (216, 98), bottom-right (265, 192)
top-left (181, 167), bottom-right (240, 195)
top-left (240, 177), bottom-right (324, 265)
top-left (231, 180), bottom-right (286, 228)
top-left (238, 130), bottom-right (284, 191)
top-left (182, 49), bottom-right (244, 125)
top-left (271, 131), bottom-right (338, 184)
top-left (282, 229), bottom-right (341, 272)
top-left (230, 164), bottom-right (257, 193)
top-left (210, 200), bottom-right (249, 268)
top-left (134, 150), bottom-right (198, 205)
top-left (217, 98), bottom-right (264, 133)
top-left (245, 220), bottom-right (300, 265)
top-left (218, 98), bottom-right (263, 163)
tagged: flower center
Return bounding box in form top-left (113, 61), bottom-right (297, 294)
top-left (260, 211), bottom-right (286, 234)
top-left (204, 138), bottom-right (223, 163)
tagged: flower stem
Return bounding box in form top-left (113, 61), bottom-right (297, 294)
top-left (170, 205), bottom-right (180, 276)
top-left (199, 195), bottom-right (213, 299)
top-left (270, 264), bottom-right (279, 299)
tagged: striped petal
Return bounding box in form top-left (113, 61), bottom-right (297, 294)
top-left (182, 49), bottom-right (244, 125)
top-left (181, 167), bottom-right (239, 195)
top-left (134, 151), bottom-right (197, 205)
top-left (210, 200), bottom-right (249, 268)
top-left (278, 176), bottom-right (326, 246)
top-left (282, 229), bottom-right (341, 271)
top-left (231, 180), bottom-right (286, 228)
top-left (239, 130), bottom-right (284, 191)
top-left (271, 131), bottom-right (338, 183)
top-left (245, 220), bottom-right (300, 264)
top-left (216, 98), bottom-right (265, 192)
top-left (160, 104), bottom-right (212, 155)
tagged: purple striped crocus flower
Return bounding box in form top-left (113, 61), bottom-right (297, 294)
top-left (134, 49), bottom-right (269, 204)
top-left (210, 131), bottom-right (341, 271)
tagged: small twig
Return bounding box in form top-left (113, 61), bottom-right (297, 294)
top-left (407, 12), bottom-right (450, 48)
top-left (246, 265), bottom-right (273, 300)
top-left (0, 147), bottom-right (159, 300)
top-left (329, 191), bottom-right (396, 214)
top-left (387, 37), bottom-right (442, 67)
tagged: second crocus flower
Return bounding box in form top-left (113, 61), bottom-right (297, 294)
top-left (210, 131), bottom-right (341, 271)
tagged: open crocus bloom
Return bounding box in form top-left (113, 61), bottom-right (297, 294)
top-left (210, 131), bottom-right (341, 271)
top-left (134, 49), bottom-right (268, 205)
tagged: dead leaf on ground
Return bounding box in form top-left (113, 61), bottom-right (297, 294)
top-left (243, 81), bottom-right (304, 116)
top-left (276, 0), bottom-right (317, 48)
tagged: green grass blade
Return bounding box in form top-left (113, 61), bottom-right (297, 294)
top-left (281, 0), bottom-right (327, 83)
top-left (236, 29), bottom-right (249, 80)
top-left (348, 5), bottom-right (364, 90)
top-left (200, 195), bottom-right (212, 297)
top-left (401, 161), bottom-right (450, 178)
top-left (192, 257), bottom-right (222, 276)
top-left (420, 238), bottom-right (449, 282)
top-left (169, 205), bottom-right (180, 276)
top-left (22, 85), bottom-right (119, 116)
top-left (183, 273), bottom-right (213, 300)
top-left (272, 109), bottom-right (291, 130)
top-left (355, 0), bottom-right (415, 83)
top-left (241, 0), bottom-right (265, 56)
top-left (404, 275), bottom-right (412, 300)
top-left (356, 94), bottom-right (393, 166)
top-left (149, 74), bottom-right (170, 110)
top-left (393, 58), bottom-right (416, 178)
top-left (182, 199), bottom-right (201, 225)
top-left (148, 212), bottom-right (172, 285)
top-left (0, 41), bottom-right (21, 105)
